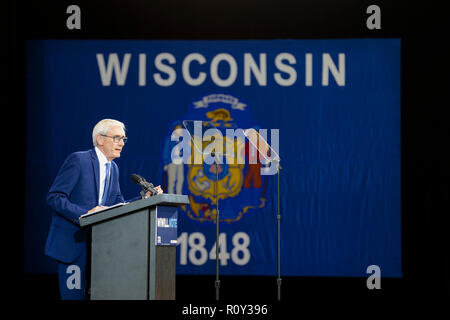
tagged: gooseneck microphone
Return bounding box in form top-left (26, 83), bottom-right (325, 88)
top-left (130, 173), bottom-right (158, 197)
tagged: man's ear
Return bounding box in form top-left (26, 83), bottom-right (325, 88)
top-left (96, 134), bottom-right (103, 146)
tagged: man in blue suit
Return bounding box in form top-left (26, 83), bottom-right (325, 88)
top-left (45, 119), bottom-right (162, 300)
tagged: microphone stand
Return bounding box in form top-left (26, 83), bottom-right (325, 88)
top-left (181, 120), bottom-right (221, 300)
top-left (140, 189), bottom-right (149, 199)
top-left (275, 160), bottom-right (282, 301)
top-left (212, 152), bottom-right (220, 301)
top-left (140, 184), bottom-right (157, 199)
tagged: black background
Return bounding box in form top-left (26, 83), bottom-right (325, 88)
top-left (11, 0), bottom-right (448, 315)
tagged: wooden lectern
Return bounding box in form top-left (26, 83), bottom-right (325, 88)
top-left (79, 194), bottom-right (189, 300)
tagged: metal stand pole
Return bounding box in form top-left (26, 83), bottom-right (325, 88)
top-left (214, 160), bottom-right (220, 300)
top-left (276, 163), bottom-right (281, 300)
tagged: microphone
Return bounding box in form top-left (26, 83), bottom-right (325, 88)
top-left (130, 174), bottom-right (158, 196)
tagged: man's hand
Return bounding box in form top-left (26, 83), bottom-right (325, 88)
top-left (87, 206), bottom-right (107, 213)
top-left (154, 185), bottom-right (163, 194)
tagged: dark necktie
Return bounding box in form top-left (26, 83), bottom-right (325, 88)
top-left (100, 162), bottom-right (111, 206)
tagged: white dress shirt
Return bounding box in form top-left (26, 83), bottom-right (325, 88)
top-left (95, 147), bottom-right (111, 205)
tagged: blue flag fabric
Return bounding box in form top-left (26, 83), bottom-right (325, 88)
top-left (25, 39), bottom-right (401, 277)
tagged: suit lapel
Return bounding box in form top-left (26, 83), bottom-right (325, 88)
top-left (90, 149), bottom-right (100, 202)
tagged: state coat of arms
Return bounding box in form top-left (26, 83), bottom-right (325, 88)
top-left (161, 94), bottom-right (268, 224)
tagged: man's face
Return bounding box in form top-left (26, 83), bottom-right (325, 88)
top-left (97, 126), bottom-right (126, 161)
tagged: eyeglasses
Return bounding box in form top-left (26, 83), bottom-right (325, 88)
top-left (101, 134), bottom-right (128, 144)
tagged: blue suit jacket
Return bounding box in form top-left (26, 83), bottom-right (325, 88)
top-left (45, 148), bottom-right (127, 264)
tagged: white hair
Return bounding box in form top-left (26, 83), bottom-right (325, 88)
top-left (92, 119), bottom-right (126, 146)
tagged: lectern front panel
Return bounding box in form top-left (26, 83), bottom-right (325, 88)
top-left (90, 209), bottom-right (149, 300)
